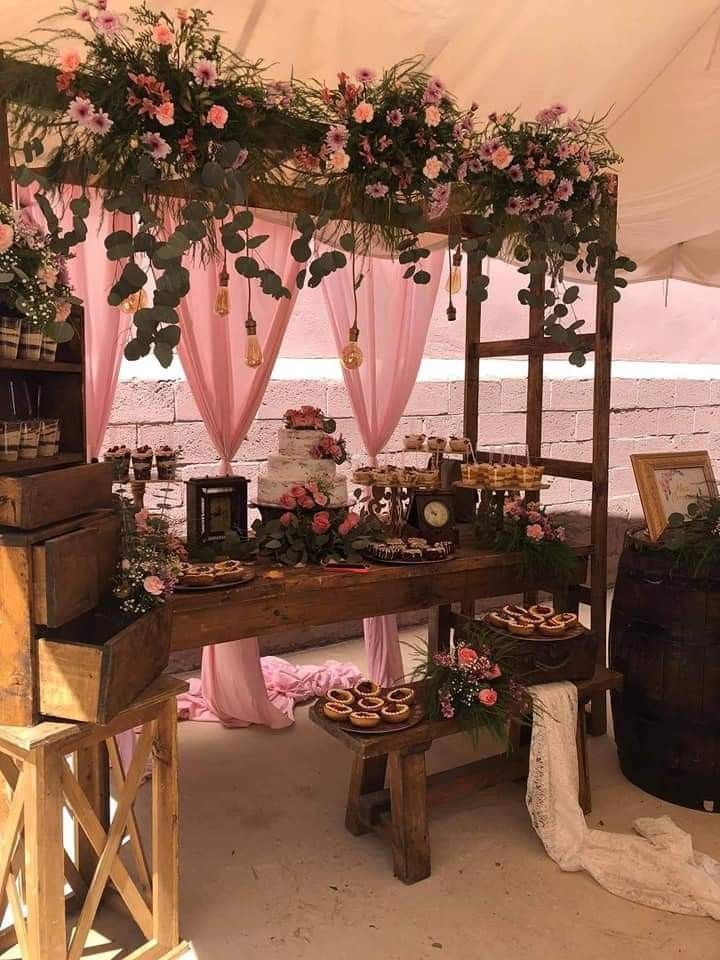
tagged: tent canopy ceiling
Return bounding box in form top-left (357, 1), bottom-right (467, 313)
top-left (3, 0), bottom-right (720, 284)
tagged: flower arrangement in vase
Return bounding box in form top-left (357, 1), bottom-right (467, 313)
top-left (113, 504), bottom-right (186, 617)
top-left (252, 482), bottom-right (379, 566)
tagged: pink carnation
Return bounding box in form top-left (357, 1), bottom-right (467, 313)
top-left (352, 100), bottom-right (374, 123)
top-left (152, 22), bottom-right (175, 44)
top-left (206, 104), bottom-right (228, 129)
top-left (534, 169), bottom-right (556, 187)
top-left (491, 145), bottom-right (513, 169)
top-left (338, 512), bottom-right (360, 537)
top-left (478, 688), bottom-right (498, 707)
top-left (526, 523), bottom-right (545, 541)
top-left (58, 49), bottom-right (81, 73)
top-left (155, 101), bottom-right (175, 126)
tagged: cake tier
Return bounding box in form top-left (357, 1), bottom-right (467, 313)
top-left (278, 428), bottom-right (327, 458)
top-left (257, 476), bottom-right (348, 507)
top-left (266, 454), bottom-right (336, 484)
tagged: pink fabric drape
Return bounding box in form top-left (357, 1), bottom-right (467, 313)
top-left (322, 250), bottom-right (443, 686)
top-left (16, 187), bottom-right (130, 458)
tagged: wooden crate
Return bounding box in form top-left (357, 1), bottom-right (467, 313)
top-left (0, 461), bottom-right (113, 528)
top-left (32, 527), bottom-right (100, 627)
top-left (38, 604), bottom-right (172, 723)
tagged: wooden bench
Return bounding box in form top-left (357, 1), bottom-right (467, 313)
top-left (310, 666), bottom-right (622, 884)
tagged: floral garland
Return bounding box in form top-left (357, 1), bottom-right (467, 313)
top-left (0, 202), bottom-right (76, 336)
top-left (252, 482), bottom-right (379, 566)
top-left (113, 505), bottom-right (186, 616)
top-left (5, 3), bottom-right (635, 365)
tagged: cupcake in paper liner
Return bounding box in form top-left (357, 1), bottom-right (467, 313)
top-left (132, 444), bottom-right (154, 480)
top-left (0, 318), bottom-right (21, 360)
top-left (155, 445), bottom-right (181, 480)
top-left (0, 421), bottom-right (21, 462)
top-left (104, 444), bottom-right (131, 481)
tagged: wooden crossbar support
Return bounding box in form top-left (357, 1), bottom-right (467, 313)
top-left (472, 333), bottom-right (595, 359)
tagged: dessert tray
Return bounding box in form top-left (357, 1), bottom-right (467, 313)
top-left (321, 681), bottom-right (425, 735)
top-left (454, 479), bottom-right (550, 491)
top-left (364, 537), bottom-right (456, 565)
top-left (176, 561), bottom-right (256, 591)
top-left (481, 604), bottom-right (584, 641)
top-left (352, 466), bottom-right (440, 488)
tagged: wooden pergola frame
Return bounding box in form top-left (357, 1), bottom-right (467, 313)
top-left (0, 63), bottom-right (617, 734)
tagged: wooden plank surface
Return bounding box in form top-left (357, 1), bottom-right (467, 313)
top-left (32, 527), bottom-right (100, 627)
top-left (152, 698), bottom-right (180, 948)
top-left (0, 546), bottom-right (35, 726)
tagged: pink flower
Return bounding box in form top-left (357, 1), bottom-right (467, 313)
top-left (365, 181), bottom-right (389, 199)
top-left (305, 481), bottom-right (320, 493)
top-left (534, 169), bottom-right (556, 187)
top-left (576, 162), bottom-right (592, 181)
top-left (555, 178), bottom-right (574, 201)
top-left (458, 647), bottom-right (478, 667)
top-left (555, 142), bottom-right (571, 160)
top-left (327, 149), bottom-right (350, 172)
top-left (527, 510), bottom-right (541, 522)
top-left (526, 523), bottom-right (545, 541)
top-left (352, 100), bottom-right (374, 123)
top-left (508, 164), bottom-right (523, 183)
top-left (0, 223), bottom-right (14, 253)
top-left (505, 196), bottom-right (523, 215)
top-left (67, 96), bottom-right (94, 125)
top-left (423, 155), bottom-right (442, 180)
top-left (176, 8), bottom-right (189, 21)
top-left (58, 49), bottom-right (81, 73)
top-left (155, 100), bottom-right (175, 126)
top-left (279, 511), bottom-right (294, 527)
top-left (555, 525), bottom-right (566, 542)
top-left (94, 11), bottom-right (121, 35)
top-left (300, 495), bottom-right (315, 509)
top-left (86, 109), bottom-right (113, 134)
top-left (326, 124), bottom-right (349, 150)
top-left (143, 575), bottom-right (164, 597)
top-left (424, 105), bottom-right (441, 127)
top-left (542, 200), bottom-right (559, 216)
top-left (354, 67), bottom-right (376, 84)
top-left (193, 58), bottom-right (217, 87)
top-left (206, 104), bottom-right (228, 129)
top-left (478, 688), bottom-right (498, 707)
top-left (289, 484), bottom-right (307, 499)
top-left (77, 7), bottom-right (92, 21)
top-left (422, 77), bottom-right (444, 104)
top-left (55, 300), bottom-right (71, 322)
top-left (152, 22), bottom-right (174, 44)
top-left (311, 511), bottom-right (331, 534)
top-left (314, 492), bottom-right (329, 507)
top-left (484, 664), bottom-right (502, 680)
top-left (428, 182), bottom-right (451, 219)
top-left (121, 558), bottom-right (130, 571)
top-left (387, 108), bottom-right (403, 127)
top-left (491, 145), bottom-right (513, 169)
top-left (340, 512), bottom-right (360, 535)
top-left (278, 493), bottom-right (296, 509)
top-left (141, 131), bottom-right (171, 159)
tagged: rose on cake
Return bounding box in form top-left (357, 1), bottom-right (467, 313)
top-left (310, 433), bottom-right (348, 465)
top-left (283, 405), bottom-right (336, 434)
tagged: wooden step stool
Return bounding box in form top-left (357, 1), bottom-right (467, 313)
top-left (311, 667), bottom-right (622, 884)
top-left (0, 676), bottom-right (189, 960)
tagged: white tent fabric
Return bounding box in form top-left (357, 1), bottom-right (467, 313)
top-left (5, 0), bottom-right (720, 283)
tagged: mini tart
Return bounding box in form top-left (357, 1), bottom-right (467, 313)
top-left (538, 620), bottom-right (567, 636)
top-left (214, 560), bottom-right (246, 583)
top-left (553, 612), bottom-right (578, 628)
top-left (387, 686), bottom-right (415, 705)
top-left (508, 621), bottom-right (536, 637)
top-left (323, 700), bottom-right (352, 721)
top-left (503, 604), bottom-right (530, 618)
top-left (486, 610), bottom-right (508, 628)
top-left (380, 703), bottom-right (411, 723)
top-left (357, 696), bottom-right (384, 712)
top-left (327, 688), bottom-right (354, 705)
top-left (180, 564), bottom-right (215, 587)
top-left (349, 711), bottom-right (381, 729)
top-left (354, 679), bottom-right (381, 699)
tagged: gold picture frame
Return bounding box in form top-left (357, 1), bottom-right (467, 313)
top-left (630, 450), bottom-right (718, 541)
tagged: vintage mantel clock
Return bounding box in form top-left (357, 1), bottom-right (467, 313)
top-left (186, 476), bottom-right (249, 549)
top-left (407, 489), bottom-right (457, 543)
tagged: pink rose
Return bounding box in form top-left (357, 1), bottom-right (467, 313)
top-left (352, 100), bottom-right (374, 123)
top-left (0, 223), bottom-right (14, 254)
top-left (289, 485), bottom-right (306, 499)
top-left (338, 519), bottom-right (352, 536)
top-left (478, 688), bottom-right (498, 707)
top-left (143, 575), bottom-right (164, 597)
top-left (458, 647), bottom-right (478, 666)
top-left (484, 664), bottom-right (502, 680)
top-left (491, 145), bottom-right (513, 169)
top-left (278, 493), bottom-right (296, 509)
top-left (314, 492), bottom-right (329, 507)
top-left (155, 101), bottom-right (175, 126)
top-left (206, 104), bottom-right (229, 129)
top-left (306, 482), bottom-right (319, 494)
top-left (279, 512), bottom-right (294, 527)
top-left (526, 523), bottom-right (544, 541)
top-left (311, 511), bottom-right (331, 534)
top-left (152, 23), bottom-right (175, 45)
top-left (339, 512), bottom-right (360, 536)
top-left (300, 496), bottom-right (315, 509)
top-left (59, 49), bottom-right (81, 73)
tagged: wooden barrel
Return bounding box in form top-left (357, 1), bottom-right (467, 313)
top-left (609, 529), bottom-right (720, 812)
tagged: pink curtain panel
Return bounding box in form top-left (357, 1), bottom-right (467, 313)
top-left (322, 249), bottom-right (443, 687)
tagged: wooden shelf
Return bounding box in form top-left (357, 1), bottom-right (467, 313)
top-left (0, 453), bottom-right (84, 475)
top-left (0, 359), bottom-right (82, 373)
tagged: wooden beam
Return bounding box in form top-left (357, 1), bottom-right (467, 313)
top-left (526, 260), bottom-right (546, 463)
top-left (536, 457), bottom-right (593, 482)
top-left (0, 100), bottom-right (12, 205)
top-left (473, 333), bottom-right (595, 359)
top-left (463, 251), bottom-right (483, 447)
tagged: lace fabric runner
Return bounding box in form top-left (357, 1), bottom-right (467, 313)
top-left (526, 682), bottom-right (720, 919)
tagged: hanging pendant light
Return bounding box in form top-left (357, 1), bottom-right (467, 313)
top-left (340, 325), bottom-right (363, 370)
top-left (244, 312), bottom-right (263, 368)
top-left (119, 287), bottom-right (147, 314)
top-left (214, 261), bottom-right (230, 317)
top-left (445, 245), bottom-right (462, 295)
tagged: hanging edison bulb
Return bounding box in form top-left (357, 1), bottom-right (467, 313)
top-left (119, 287), bottom-right (148, 315)
top-left (244, 313), bottom-right (263, 368)
top-left (214, 264), bottom-right (230, 317)
top-left (445, 245), bottom-right (462, 295)
top-left (340, 325), bottom-right (363, 369)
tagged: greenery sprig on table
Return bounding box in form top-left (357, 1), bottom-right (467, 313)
top-left (652, 497), bottom-right (720, 578)
top-left (4, 2), bottom-right (635, 364)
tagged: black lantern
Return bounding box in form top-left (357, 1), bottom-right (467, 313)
top-left (186, 476), bottom-right (249, 550)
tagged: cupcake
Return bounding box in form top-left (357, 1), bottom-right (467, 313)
top-left (132, 445), bottom-right (154, 480)
top-left (426, 436), bottom-right (447, 452)
top-left (403, 433), bottom-right (425, 451)
top-left (0, 318), bottom-right (21, 360)
top-left (155, 445), bottom-right (180, 480)
top-left (104, 445), bottom-right (131, 481)
top-left (0, 421), bottom-right (20, 462)
top-left (449, 436), bottom-right (470, 453)
top-left (17, 322), bottom-right (43, 361)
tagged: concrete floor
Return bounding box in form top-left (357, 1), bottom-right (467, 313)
top-left (6, 629), bottom-right (719, 960)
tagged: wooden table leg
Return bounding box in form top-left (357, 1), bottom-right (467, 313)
top-left (25, 746), bottom-right (67, 960)
top-left (388, 744), bottom-right (431, 884)
top-left (427, 604), bottom-right (452, 659)
top-left (76, 741), bottom-right (110, 887)
top-left (576, 701), bottom-right (591, 814)
top-left (152, 696), bottom-right (180, 949)
top-left (345, 755), bottom-right (387, 836)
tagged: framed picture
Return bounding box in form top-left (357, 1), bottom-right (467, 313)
top-left (630, 451), bottom-right (718, 541)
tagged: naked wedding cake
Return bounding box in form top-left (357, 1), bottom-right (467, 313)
top-left (256, 406), bottom-right (349, 507)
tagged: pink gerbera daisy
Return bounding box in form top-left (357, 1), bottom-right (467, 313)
top-left (386, 108), bottom-right (403, 127)
top-left (192, 58), bottom-right (217, 87)
top-left (94, 10), bottom-right (121, 34)
top-left (354, 67), bottom-right (376, 84)
top-left (141, 131), bottom-right (171, 160)
top-left (67, 96), bottom-right (94, 125)
top-left (325, 124), bottom-right (349, 150)
top-left (86, 109), bottom-right (113, 134)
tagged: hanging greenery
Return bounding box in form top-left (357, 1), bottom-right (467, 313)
top-left (2, 2), bottom-right (636, 367)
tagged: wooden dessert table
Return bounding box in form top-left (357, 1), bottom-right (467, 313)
top-left (170, 541), bottom-right (590, 652)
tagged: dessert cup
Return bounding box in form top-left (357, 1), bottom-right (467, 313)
top-left (155, 446), bottom-right (179, 480)
top-left (0, 421), bottom-right (20, 462)
top-left (0, 318), bottom-right (21, 360)
top-left (18, 322), bottom-right (43, 361)
top-left (132, 446), bottom-right (154, 480)
top-left (38, 418), bottom-right (60, 457)
top-left (18, 420), bottom-right (40, 459)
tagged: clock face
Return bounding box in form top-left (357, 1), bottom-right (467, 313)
top-left (424, 500), bottom-right (450, 528)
